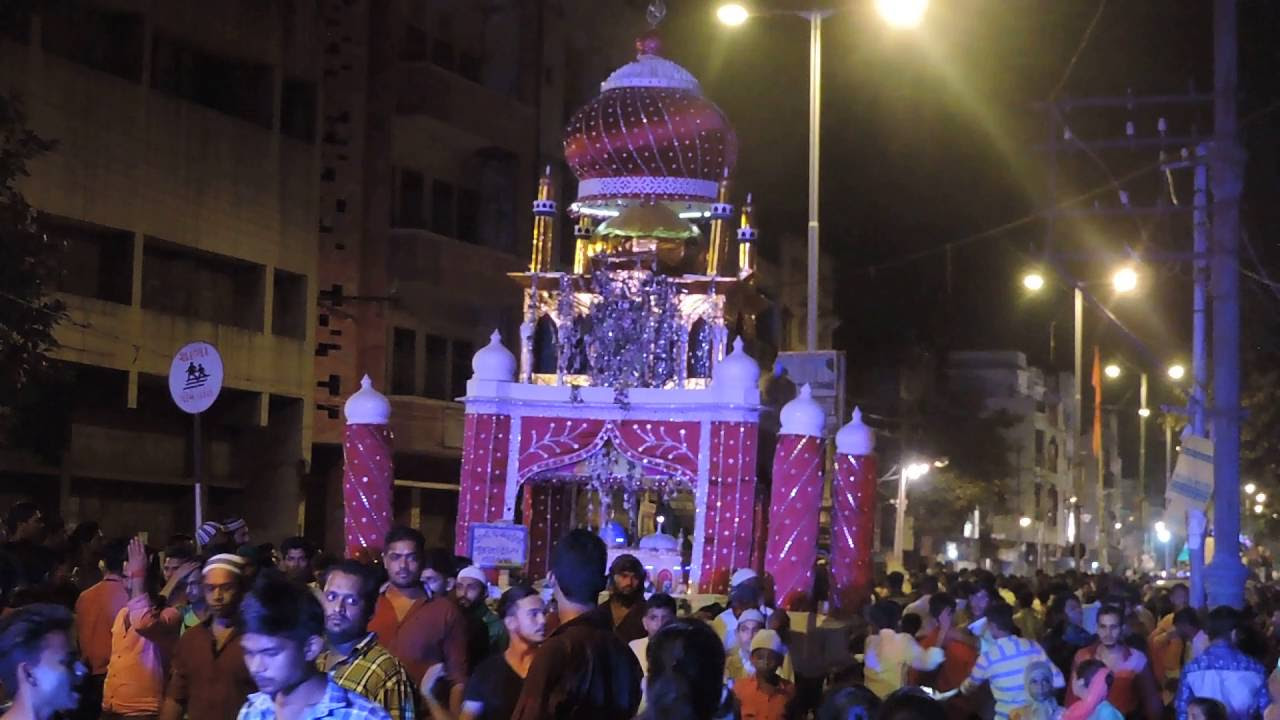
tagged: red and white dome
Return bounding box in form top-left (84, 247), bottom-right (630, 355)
top-left (564, 34), bottom-right (738, 215)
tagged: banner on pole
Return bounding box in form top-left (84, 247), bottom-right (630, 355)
top-left (1166, 435), bottom-right (1213, 522)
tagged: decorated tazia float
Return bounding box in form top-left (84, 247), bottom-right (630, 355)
top-left (342, 12), bottom-right (880, 614)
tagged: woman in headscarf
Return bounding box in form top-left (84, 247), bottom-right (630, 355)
top-left (1010, 661), bottom-right (1063, 720)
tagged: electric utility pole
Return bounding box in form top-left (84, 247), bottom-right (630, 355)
top-left (1036, 89), bottom-right (1210, 572)
top-left (1204, 0), bottom-right (1247, 610)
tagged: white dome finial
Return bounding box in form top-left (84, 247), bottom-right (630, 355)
top-left (780, 384), bottom-right (825, 437)
top-left (344, 374), bottom-right (391, 425)
top-left (471, 330), bottom-right (517, 381)
top-left (836, 407), bottom-right (875, 455)
top-left (712, 336), bottom-right (759, 391)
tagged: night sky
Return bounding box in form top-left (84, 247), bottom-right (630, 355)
top-left (593, 0), bottom-right (1280, 477)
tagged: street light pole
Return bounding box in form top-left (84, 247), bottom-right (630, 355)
top-left (1139, 371), bottom-right (1148, 532)
top-left (720, 3), bottom-right (924, 352)
top-left (1073, 286), bottom-right (1084, 566)
top-left (893, 466), bottom-right (908, 569)
top-left (805, 11), bottom-right (829, 352)
top-left (1097, 363), bottom-right (1107, 571)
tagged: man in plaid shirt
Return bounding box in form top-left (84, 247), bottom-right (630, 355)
top-left (317, 560), bottom-right (416, 720)
top-left (237, 577), bottom-right (391, 720)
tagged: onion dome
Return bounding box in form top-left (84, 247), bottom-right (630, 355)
top-left (564, 32), bottom-right (738, 215)
top-left (712, 336), bottom-right (760, 392)
top-left (639, 531), bottom-right (679, 551)
top-left (343, 375), bottom-right (391, 425)
top-left (780, 384), bottom-right (826, 437)
top-left (470, 330), bottom-right (517, 382)
top-left (836, 407), bottom-right (876, 456)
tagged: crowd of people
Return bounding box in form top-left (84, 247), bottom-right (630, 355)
top-left (0, 500), bottom-right (1278, 720)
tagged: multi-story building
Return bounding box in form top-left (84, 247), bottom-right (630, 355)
top-left (305, 0), bottom-right (639, 552)
top-left (0, 1), bottom-right (322, 543)
top-left (946, 351), bottom-right (1088, 571)
top-left (3, 0), bottom-right (783, 552)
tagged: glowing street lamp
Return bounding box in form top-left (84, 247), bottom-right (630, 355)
top-left (893, 460), bottom-right (932, 568)
top-left (1255, 504), bottom-right (1265, 515)
top-left (1019, 516), bottom-right (1032, 528)
top-left (1104, 364), bottom-right (1122, 379)
top-left (1022, 272), bottom-right (1046, 291)
top-left (875, 0), bottom-right (929, 28)
top-left (717, 2), bottom-right (924, 353)
top-left (1245, 482), bottom-right (1257, 495)
top-left (1256, 493), bottom-right (1267, 503)
top-left (1168, 364), bottom-right (1186, 381)
top-left (1154, 521), bottom-right (1171, 544)
top-left (1112, 266), bottom-right (1139, 293)
top-left (716, 3), bottom-right (750, 26)
top-left (1138, 407), bottom-right (1151, 418)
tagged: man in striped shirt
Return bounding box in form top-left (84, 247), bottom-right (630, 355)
top-left (961, 604), bottom-right (1064, 720)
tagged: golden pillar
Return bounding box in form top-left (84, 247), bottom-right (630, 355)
top-left (529, 166), bottom-right (556, 273)
top-left (705, 171), bottom-right (734, 276)
top-left (573, 214), bottom-right (596, 274)
top-left (737, 192), bottom-right (758, 276)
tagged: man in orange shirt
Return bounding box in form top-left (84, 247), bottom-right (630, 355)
top-left (73, 538), bottom-right (129, 720)
top-left (733, 629), bottom-right (795, 720)
top-left (366, 527), bottom-right (467, 713)
top-left (1066, 605), bottom-right (1161, 720)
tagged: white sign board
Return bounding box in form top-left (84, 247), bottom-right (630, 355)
top-left (775, 351), bottom-right (846, 434)
top-left (169, 341), bottom-right (224, 414)
top-left (470, 523), bottom-right (529, 569)
top-left (1166, 434), bottom-right (1213, 522)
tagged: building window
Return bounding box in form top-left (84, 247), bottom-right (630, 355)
top-left (456, 188), bottom-right (479, 244)
top-left (395, 169), bottom-right (425, 229)
top-left (431, 180), bottom-right (456, 237)
top-left (40, 4), bottom-right (144, 82)
top-left (271, 269), bottom-right (307, 339)
top-left (391, 328), bottom-right (416, 395)
top-left (423, 334), bottom-right (449, 399)
top-left (401, 24), bottom-right (428, 62)
top-left (151, 34), bottom-right (273, 128)
top-left (47, 217), bottom-right (133, 304)
top-left (451, 341), bottom-right (474, 401)
top-left (430, 38), bottom-right (455, 71)
top-left (281, 78), bottom-right (317, 143)
top-left (457, 50), bottom-right (482, 83)
top-left (141, 238), bottom-right (264, 330)
top-left (1034, 429), bottom-right (1046, 469)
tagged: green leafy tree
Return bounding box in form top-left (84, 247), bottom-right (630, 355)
top-left (0, 89), bottom-right (67, 456)
top-left (905, 384), bottom-right (1016, 538)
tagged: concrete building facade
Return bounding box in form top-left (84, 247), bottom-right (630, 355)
top-left (0, 1), bottom-right (322, 543)
top-left (946, 351), bottom-right (1090, 570)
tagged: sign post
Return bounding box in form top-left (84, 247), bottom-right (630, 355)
top-left (168, 342), bottom-right (224, 539)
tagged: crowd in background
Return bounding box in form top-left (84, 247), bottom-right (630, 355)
top-left (0, 500), bottom-right (1278, 720)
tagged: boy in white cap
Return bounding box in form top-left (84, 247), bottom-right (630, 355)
top-left (725, 608), bottom-right (795, 683)
top-left (455, 566), bottom-right (506, 672)
top-left (711, 568), bottom-right (773, 651)
top-left (732, 629), bottom-right (794, 720)
top-left (160, 554), bottom-right (255, 720)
